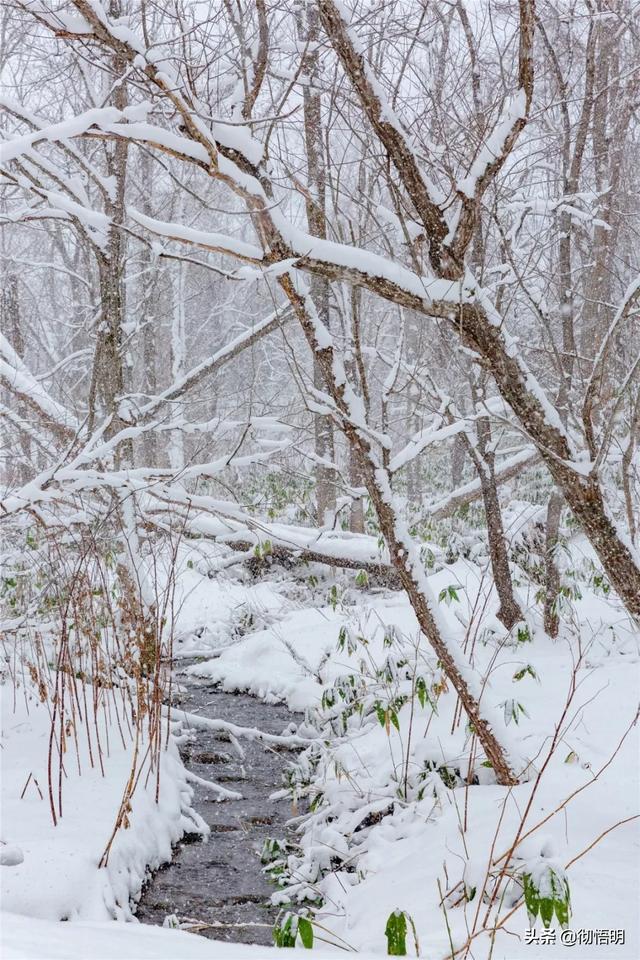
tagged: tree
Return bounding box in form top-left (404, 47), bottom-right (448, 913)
top-left (3, 0), bottom-right (639, 786)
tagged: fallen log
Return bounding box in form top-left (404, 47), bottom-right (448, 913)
top-left (222, 537), bottom-right (403, 589)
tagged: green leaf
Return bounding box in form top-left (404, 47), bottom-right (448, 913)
top-left (522, 866), bottom-right (571, 932)
top-left (438, 584), bottom-right (460, 606)
top-left (555, 892), bottom-right (570, 929)
top-left (513, 664), bottom-right (537, 682)
top-left (539, 896), bottom-right (554, 929)
top-left (298, 918), bottom-right (313, 949)
top-left (385, 910), bottom-right (407, 956)
top-left (523, 874), bottom-right (540, 925)
top-left (261, 837), bottom-right (283, 864)
top-left (273, 914), bottom-right (296, 948)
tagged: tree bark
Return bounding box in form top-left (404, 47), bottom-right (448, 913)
top-left (465, 416), bottom-right (524, 630)
top-left (543, 490), bottom-right (563, 637)
top-left (300, 4), bottom-right (337, 525)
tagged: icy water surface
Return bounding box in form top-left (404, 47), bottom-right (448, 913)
top-left (136, 673), bottom-right (296, 945)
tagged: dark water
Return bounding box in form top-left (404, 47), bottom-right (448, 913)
top-left (136, 675), bottom-right (296, 945)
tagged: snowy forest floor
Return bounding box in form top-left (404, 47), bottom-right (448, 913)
top-left (2, 533), bottom-right (639, 959)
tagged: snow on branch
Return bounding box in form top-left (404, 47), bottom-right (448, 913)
top-left (170, 710), bottom-right (314, 749)
top-left (0, 332), bottom-right (80, 441)
top-left (128, 210), bottom-right (264, 265)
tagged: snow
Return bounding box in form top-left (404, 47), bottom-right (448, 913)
top-left (0, 333), bottom-right (79, 436)
top-left (274, 211), bottom-right (470, 305)
top-left (188, 605), bottom-right (352, 710)
top-left (129, 210), bottom-right (264, 263)
top-left (102, 122), bottom-right (211, 165)
top-left (208, 118), bottom-right (264, 167)
top-left (2, 4), bottom-right (639, 957)
top-left (144, 539), bottom-right (292, 652)
top-left (2, 538), bottom-right (639, 959)
top-left (320, 644), bottom-right (639, 957)
top-left (0, 107), bottom-right (123, 163)
top-left (187, 554), bottom-right (640, 958)
top-left (0, 685), bottom-right (204, 923)
top-left (389, 419), bottom-right (471, 474)
top-left (182, 515), bottom-right (389, 568)
top-left (1, 910), bottom-right (378, 959)
top-left (458, 90), bottom-right (527, 198)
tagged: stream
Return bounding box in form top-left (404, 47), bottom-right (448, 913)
top-left (136, 671), bottom-right (296, 946)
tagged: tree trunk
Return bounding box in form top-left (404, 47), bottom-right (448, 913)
top-left (466, 416), bottom-right (524, 630)
top-left (139, 151), bottom-right (159, 467)
top-left (168, 254), bottom-right (186, 473)
top-left (88, 15), bottom-right (129, 466)
top-left (543, 490), bottom-right (563, 637)
top-left (280, 274), bottom-right (521, 786)
top-left (480, 466), bottom-right (523, 631)
top-left (300, 5), bottom-right (337, 526)
top-left (451, 433), bottom-right (466, 489)
top-left (1, 274), bottom-right (32, 484)
top-left (349, 444), bottom-right (365, 534)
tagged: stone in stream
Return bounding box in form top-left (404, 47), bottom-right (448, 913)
top-left (136, 679), bottom-right (297, 946)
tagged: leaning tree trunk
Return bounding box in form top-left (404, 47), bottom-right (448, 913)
top-left (456, 307), bottom-right (640, 623)
top-left (280, 274), bottom-right (521, 786)
top-left (315, 0), bottom-right (640, 622)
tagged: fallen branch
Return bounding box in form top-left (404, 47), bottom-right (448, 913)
top-left (168, 707), bottom-right (314, 749)
top-left (185, 769), bottom-right (242, 801)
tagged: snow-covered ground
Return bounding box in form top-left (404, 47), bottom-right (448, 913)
top-left (2, 911), bottom-right (382, 959)
top-left (2, 538), bottom-right (638, 959)
top-left (0, 683), bottom-right (206, 924)
top-left (187, 551), bottom-right (640, 958)
top-left (147, 538), bottom-right (293, 656)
